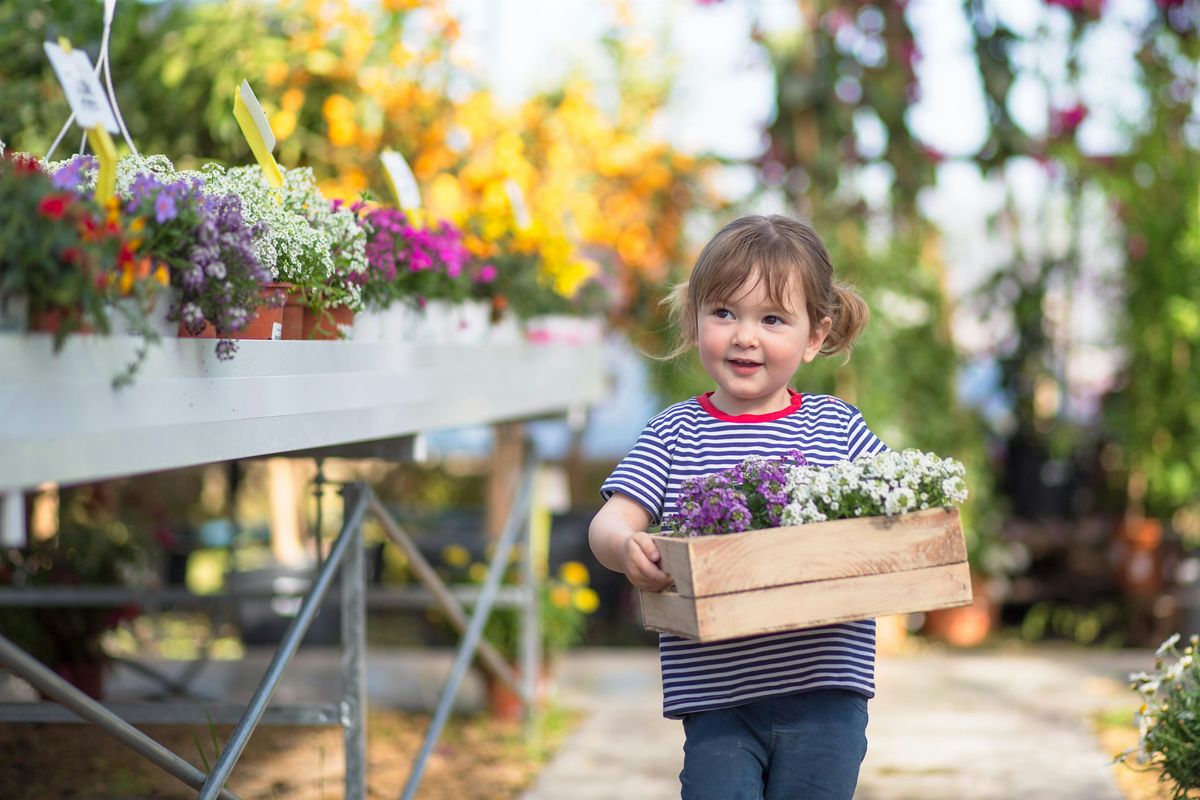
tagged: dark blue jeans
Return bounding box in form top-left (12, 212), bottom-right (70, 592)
top-left (679, 689), bottom-right (869, 799)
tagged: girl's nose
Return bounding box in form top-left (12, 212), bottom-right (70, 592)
top-left (732, 322), bottom-right (757, 347)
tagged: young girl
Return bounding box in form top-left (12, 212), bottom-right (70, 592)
top-left (589, 214), bottom-right (887, 799)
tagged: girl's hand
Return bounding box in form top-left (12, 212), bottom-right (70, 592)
top-left (589, 493), bottom-right (673, 592)
top-left (621, 531), bottom-right (673, 592)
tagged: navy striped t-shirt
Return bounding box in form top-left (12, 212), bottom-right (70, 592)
top-left (601, 389), bottom-right (888, 719)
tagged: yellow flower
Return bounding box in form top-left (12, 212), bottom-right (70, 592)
top-left (118, 270), bottom-right (134, 296)
top-left (129, 217), bottom-right (146, 234)
top-left (468, 562), bottom-right (488, 584)
top-left (265, 61), bottom-right (289, 87)
top-left (271, 110), bottom-right (298, 141)
top-left (550, 585), bottom-right (572, 609)
top-left (153, 265), bottom-right (170, 287)
top-left (559, 561), bottom-right (589, 587)
top-left (441, 544), bottom-right (470, 568)
top-left (572, 587), bottom-right (600, 614)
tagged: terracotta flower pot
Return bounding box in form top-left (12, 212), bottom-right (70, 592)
top-left (178, 282), bottom-right (287, 341)
top-left (483, 665), bottom-right (550, 723)
top-left (300, 304), bottom-right (355, 340)
top-left (279, 287), bottom-right (306, 340)
top-left (28, 306), bottom-right (94, 335)
top-left (922, 574), bottom-right (996, 647)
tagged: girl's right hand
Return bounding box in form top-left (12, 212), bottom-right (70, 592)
top-left (622, 531), bottom-right (673, 592)
top-left (588, 494), bottom-right (672, 592)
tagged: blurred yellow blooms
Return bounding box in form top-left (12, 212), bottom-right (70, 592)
top-left (441, 544), bottom-right (470, 568)
top-left (572, 587), bottom-right (600, 614)
top-left (558, 561), bottom-right (590, 587)
top-left (550, 585), bottom-right (572, 609)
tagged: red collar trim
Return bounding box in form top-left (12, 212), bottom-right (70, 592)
top-left (696, 389), bottom-right (803, 423)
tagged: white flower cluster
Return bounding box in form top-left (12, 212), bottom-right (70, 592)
top-left (199, 164), bottom-right (331, 284)
top-left (1126, 632), bottom-right (1200, 773)
top-left (780, 449), bottom-right (969, 526)
top-left (44, 153), bottom-right (198, 197)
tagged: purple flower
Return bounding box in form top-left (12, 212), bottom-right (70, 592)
top-left (667, 454), bottom-right (801, 535)
top-left (50, 157), bottom-right (92, 192)
top-left (154, 190), bottom-right (178, 223)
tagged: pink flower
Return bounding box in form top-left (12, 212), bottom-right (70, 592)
top-left (476, 264), bottom-right (498, 284)
top-left (1049, 103), bottom-right (1088, 138)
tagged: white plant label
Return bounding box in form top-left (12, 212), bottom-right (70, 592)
top-left (42, 42), bottom-right (119, 133)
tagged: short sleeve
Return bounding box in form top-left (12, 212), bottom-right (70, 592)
top-left (600, 422), bottom-right (671, 524)
top-left (846, 407), bottom-right (889, 461)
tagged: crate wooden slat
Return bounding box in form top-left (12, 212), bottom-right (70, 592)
top-left (639, 507), bottom-right (972, 642)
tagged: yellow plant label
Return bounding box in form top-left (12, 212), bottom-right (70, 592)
top-left (86, 126), bottom-right (118, 202)
top-left (234, 79), bottom-right (284, 188)
top-left (381, 149), bottom-right (422, 211)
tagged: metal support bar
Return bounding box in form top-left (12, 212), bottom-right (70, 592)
top-left (519, 490), bottom-right (541, 729)
top-left (0, 633), bottom-right (241, 800)
top-left (0, 701), bottom-right (340, 726)
top-left (197, 487), bottom-right (370, 800)
top-left (367, 495), bottom-right (525, 698)
top-left (340, 484), bottom-right (368, 800)
top-left (400, 453), bottom-right (538, 800)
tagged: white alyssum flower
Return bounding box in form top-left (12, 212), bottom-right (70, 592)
top-left (780, 448), bottom-right (969, 525)
top-left (200, 164), bottom-right (331, 284)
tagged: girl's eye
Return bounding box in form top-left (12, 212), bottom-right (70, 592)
top-left (763, 315), bottom-right (783, 326)
top-left (713, 308), bottom-right (732, 319)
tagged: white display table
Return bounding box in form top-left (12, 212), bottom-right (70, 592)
top-left (0, 333), bottom-right (606, 491)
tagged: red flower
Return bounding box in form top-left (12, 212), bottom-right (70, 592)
top-left (37, 194), bottom-right (70, 220)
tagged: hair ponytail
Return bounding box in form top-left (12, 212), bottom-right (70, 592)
top-left (822, 283), bottom-right (869, 361)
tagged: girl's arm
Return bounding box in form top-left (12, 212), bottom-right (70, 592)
top-left (588, 493), bottom-right (673, 592)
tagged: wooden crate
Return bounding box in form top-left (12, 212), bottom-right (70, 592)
top-left (638, 507), bottom-right (973, 642)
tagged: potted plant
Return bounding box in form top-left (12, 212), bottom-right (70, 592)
top-left (49, 154), bottom-right (283, 365)
top-left (200, 165), bottom-right (368, 339)
top-left (358, 207), bottom-right (497, 342)
top-left (0, 153), bottom-right (116, 344)
top-left (430, 546), bottom-right (599, 719)
top-left (0, 485), bottom-right (149, 699)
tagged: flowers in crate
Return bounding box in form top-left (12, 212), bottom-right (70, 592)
top-left (781, 449), bottom-right (969, 526)
top-left (1119, 633), bottom-right (1200, 796)
top-left (665, 449), bottom-right (968, 537)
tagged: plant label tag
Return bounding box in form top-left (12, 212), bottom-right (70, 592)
top-left (42, 41), bottom-right (119, 133)
top-left (271, 321), bottom-right (282, 340)
top-left (381, 150), bottom-right (421, 211)
top-left (504, 178), bottom-right (532, 230)
top-left (233, 79), bottom-right (284, 188)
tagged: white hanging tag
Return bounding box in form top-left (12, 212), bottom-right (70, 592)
top-left (42, 41), bottom-right (119, 133)
top-left (504, 178), bottom-right (532, 230)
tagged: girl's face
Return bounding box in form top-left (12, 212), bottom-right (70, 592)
top-left (697, 274), bottom-right (832, 416)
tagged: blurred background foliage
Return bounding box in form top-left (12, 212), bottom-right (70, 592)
top-left (3, 0), bottom-right (1200, 645)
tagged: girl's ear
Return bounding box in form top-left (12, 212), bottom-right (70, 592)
top-left (804, 316), bottom-right (833, 362)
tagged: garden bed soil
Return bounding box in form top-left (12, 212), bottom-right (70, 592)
top-left (0, 707), bottom-right (577, 799)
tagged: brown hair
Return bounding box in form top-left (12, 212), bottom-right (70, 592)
top-left (662, 214), bottom-right (868, 362)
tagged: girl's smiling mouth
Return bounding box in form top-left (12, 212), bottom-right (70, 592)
top-left (728, 358), bottom-right (762, 375)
